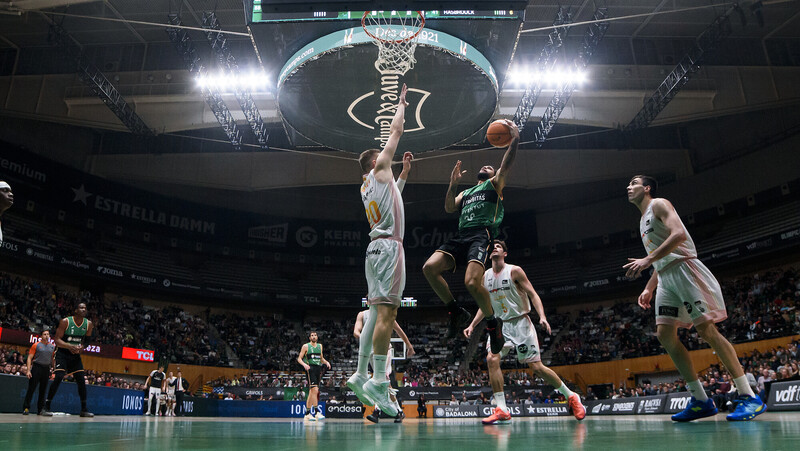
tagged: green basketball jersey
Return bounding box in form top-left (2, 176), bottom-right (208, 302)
top-left (304, 342), bottom-right (322, 366)
top-left (64, 316), bottom-right (88, 346)
top-left (458, 179), bottom-right (504, 235)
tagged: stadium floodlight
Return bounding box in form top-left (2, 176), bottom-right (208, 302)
top-left (507, 68), bottom-right (587, 88)
top-left (195, 71), bottom-right (271, 93)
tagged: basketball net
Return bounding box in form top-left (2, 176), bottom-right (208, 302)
top-left (362, 11), bottom-right (425, 75)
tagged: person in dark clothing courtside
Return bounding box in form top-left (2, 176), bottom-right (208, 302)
top-left (23, 329), bottom-right (55, 416)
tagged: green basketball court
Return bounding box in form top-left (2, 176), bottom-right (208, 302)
top-left (2, 413), bottom-right (799, 450)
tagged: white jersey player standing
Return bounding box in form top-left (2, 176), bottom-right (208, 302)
top-left (624, 175), bottom-right (766, 421)
top-left (347, 83), bottom-right (410, 419)
top-left (354, 308), bottom-right (415, 423)
top-left (464, 240), bottom-right (585, 424)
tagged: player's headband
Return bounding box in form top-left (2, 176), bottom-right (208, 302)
top-left (0, 182), bottom-right (10, 189)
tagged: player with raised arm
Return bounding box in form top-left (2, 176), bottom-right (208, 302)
top-left (624, 175), bottom-right (766, 421)
top-left (346, 84), bottom-right (409, 420)
top-left (354, 308), bottom-right (416, 423)
top-left (44, 302), bottom-right (94, 417)
top-left (464, 240), bottom-right (585, 424)
top-left (422, 121), bottom-right (520, 355)
top-left (297, 331), bottom-right (331, 421)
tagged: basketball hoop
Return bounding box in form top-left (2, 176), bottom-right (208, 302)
top-left (362, 11), bottom-right (425, 75)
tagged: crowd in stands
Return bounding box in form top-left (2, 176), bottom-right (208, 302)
top-left (0, 272), bottom-right (228, 367)
top-left (550, 266), bottom-right (800, 365)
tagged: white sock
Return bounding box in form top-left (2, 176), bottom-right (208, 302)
top-left (372, 355), bottom-right (387, 382)
top-left (493, 392), bottom-right (508, 412)
top-left (556, 383), bottom-right (575, 398)
top-left (687, 380), bottom-right (709, 401)
top-left (733, 375), bottom-right (755, 398)
top-left (356, 306), bottom-right (377, 377)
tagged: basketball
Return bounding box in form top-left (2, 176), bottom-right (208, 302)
top-left (486, 120), bottom-right (512, 148)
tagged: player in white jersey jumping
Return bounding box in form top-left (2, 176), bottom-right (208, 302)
top-left (625, 175), bottom-right (766, 421)
top-left (464, 240), bottom-right (585, 424)
top-left (353, 308), bottom-right (415, 423)
top-left (347, 83), bottom-right (409, 419)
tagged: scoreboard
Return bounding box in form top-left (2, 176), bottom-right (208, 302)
top-left (252, 2), bottom-right (522, 22)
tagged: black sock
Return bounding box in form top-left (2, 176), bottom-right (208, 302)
top-left (486, 316), bottom-right (497, 329)
top-left (75, 373), bottom-right (88, 411)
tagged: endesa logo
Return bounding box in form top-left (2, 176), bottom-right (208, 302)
top-left (122, 347), bottom-right (154, 362)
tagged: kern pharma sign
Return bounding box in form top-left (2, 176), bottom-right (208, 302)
top-left (277, 25), bottom-right (498, 153)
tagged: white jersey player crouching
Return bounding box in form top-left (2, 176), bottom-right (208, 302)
top-left (464, 240), bottom-right (586, 424)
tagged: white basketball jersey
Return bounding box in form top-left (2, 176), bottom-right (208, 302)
top-left (640, 200), bottom-right (697, 272)
top-left (361, 170), bottom-right (405, 240)
top-left (166, 377), bottom-right (176, 395)
top-left (484, 264), bottom-right (530, 320)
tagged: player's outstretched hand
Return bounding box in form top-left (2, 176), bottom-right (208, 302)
top-left (451, 160), bottom-right (466, 185)
top-left (463, 325), bottom-right (473, 339)
top-left (623, 256), bottom-right (652, 279)
top-left (503, 119), bottom-right (520, 140)
top-left (638, 289), bottom-right (653, 310)
top-left (407, 346), bottom-right (416, 358)
top-left (325, 362), bottom-right (331, 370)
top-left (399, 83), bottom-right (409, 108)
top-left (539, 318), bottom-right (552, 335)
top-left (401, 151), bottom-right (413, 175)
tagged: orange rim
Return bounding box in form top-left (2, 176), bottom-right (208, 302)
top-left (361, 11), bottom-right (425, 44)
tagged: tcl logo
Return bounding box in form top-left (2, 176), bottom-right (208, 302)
top-left (122, 347), bottom-right (155, 361)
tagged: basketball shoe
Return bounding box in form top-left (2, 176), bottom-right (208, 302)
top-left (671, 397), bottom-right (717, 422)
top-left (726, 395), bottom-right (766, 421)
top-left (315, 409), bottom-right (325, 420)
top-left (482, 407), bottom-right (511, 425)
top-left (568, 393), bottom-right (586, 420)
top-left (304, 412), bottom-right (316, 422)
top-left (362, 379), bottom-right (398, 417)
top-left (447, 307), bottom-right (472, 339)
top-left (347, 373), bottom-right (371, 405)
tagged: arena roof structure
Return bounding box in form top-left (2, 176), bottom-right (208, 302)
top-left (1, 1), bottom-right (799, 220)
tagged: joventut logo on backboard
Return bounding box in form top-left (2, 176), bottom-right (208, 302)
top-left (346, 76), bottom-right (431, 149)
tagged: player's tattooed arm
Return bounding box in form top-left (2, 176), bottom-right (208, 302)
top-left (445, 160), bottom-right (466, 213)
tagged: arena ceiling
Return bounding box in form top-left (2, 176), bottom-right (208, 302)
top-left (1, 1), bottom-right (799, 219)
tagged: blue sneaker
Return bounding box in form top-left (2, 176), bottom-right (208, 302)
top-left (671, 397), bottom-right (718, 422)
top-left (726, 395), bottom-right (766, 421)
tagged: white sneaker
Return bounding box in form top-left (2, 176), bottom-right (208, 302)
top-left (347, 373), bottom-right (371, 405)
top-left (304, 413), bottom-right (316, 422)
top-left (315, 411), bottom-right (325, 420)
top-left (363, 379), bottom-right (398, 417)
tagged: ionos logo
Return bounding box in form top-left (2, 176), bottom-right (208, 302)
top-left (122, 394), bottom-right (143, 411)
top-left (182, 400), bottom-right (194, 413)
top-left (346, 76), bottom-right (431, 149)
